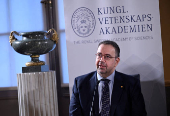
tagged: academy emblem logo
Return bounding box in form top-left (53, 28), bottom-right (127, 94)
top-left (71, 7), bottom-right (96, 37)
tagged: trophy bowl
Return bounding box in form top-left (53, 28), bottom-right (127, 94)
top-left (9, 29), bottom-right (59, 67)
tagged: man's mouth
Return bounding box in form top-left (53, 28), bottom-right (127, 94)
top-left (99, 65), bottom-right (106, 68)
top-left (98, 62), bottom-right (106, 68)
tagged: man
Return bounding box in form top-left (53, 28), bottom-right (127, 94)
top-left (69, 40), bottom-right (147, 116)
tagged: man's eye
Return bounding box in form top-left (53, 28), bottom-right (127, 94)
top-left (105, 55), bottom-right (110, 58)
top-left (98, 54), bottom-right (102, 57)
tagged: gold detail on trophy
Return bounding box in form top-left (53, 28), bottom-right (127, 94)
top-left (46, 28), bottom-right (59, 44)
top-left (25, 55), bottom-right (45, 66)
top-left (31, 55), bottom-right (40, 58)
top-left (26, 61), bottom-right (45, 67)
top-left (9, 31), bottom-right (20, 46)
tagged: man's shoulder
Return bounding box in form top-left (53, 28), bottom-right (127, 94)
top-left (76, 71), bottom-right (96, 81)
top-left (73, 71), bottom-right (97, 88)
top-left (116, 71), bottom-right (140, 84)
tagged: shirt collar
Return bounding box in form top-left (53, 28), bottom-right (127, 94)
top-left (97, 71), bottom-right (115, 83)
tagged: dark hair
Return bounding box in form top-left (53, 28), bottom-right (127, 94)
top-left (98, 40), bottom-right (120, 57)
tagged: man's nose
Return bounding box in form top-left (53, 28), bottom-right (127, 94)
top-left (99, 55), bottom-right (105, 61)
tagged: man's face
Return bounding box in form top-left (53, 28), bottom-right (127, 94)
top-left (95, 44), bottom-right (120, 78)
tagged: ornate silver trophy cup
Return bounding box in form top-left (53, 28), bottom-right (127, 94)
top-left (9, 29), bottom-right (59, 73)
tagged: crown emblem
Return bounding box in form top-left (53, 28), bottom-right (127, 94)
top-left (81, 20), bottom-right (86, 23)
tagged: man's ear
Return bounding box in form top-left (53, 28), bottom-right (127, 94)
top-left (115, 57), bottom-right (120, 67)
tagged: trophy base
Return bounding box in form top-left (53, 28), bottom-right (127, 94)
top-left (22, 65), bottom-right (49, 73)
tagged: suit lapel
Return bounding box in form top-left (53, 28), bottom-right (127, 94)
top-left (88, 71), bottom-right (99, 115)
top-left (88, 72), bottom-right (97, 100)
top-left (110, 71), bottom-right (124, 116)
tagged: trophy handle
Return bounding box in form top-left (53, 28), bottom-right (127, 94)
top-left (46, 28), bottom-right (59, 44)
top-left (9, 31), bottom-right (20, 46)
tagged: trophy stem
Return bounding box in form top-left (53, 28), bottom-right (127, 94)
top-left (25, 55), bottom-right (45, 66)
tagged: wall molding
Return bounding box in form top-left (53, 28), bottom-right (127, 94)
top-left (165, 80), bottom-right (170, 87)
top-left (0, 90), bottom-right (18, 100)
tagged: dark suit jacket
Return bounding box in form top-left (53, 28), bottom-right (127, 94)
top-left (69, 71), bottom-right (147, 116)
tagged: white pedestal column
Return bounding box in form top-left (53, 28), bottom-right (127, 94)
top-left (17, 71), bottom-right (59, 116)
